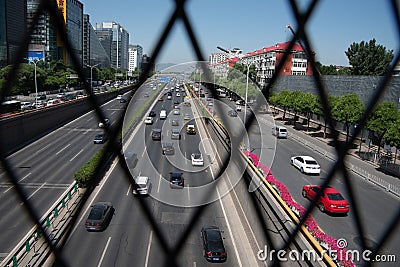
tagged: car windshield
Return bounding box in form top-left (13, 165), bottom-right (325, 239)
top-left (193, 153), bottom-right (201, 159)
top-left (327, 193), bottom-right (345, 200)
top-left (305, 160), bottom-right (318, 165)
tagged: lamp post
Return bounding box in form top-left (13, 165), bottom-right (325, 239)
top-left (244, 61), bottom-right (250, 122)
top-left (86, 63), bottom-right (99, 94)
top-left (26, 57), bottom-right (45, 108)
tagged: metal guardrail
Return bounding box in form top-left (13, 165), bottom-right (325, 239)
top-left (1, 182), bottom-right (83, 267)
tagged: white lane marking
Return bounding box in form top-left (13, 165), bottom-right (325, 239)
top-left (126, 184), bottom-right (132, 196)
top-left (209, 167), bottom-right (243, 267)
top-left (187, 183), bottom-right (190, 203)
top-left (141, 146), bottom-right (147, 158)
top-left (20, 183), bottom-right (45, 205)
top-left (87, 117), bottom-right (92, 122)
top-left (35, 142), bottom-right (54, 154)
top-left (83, 129), bottom-right (90, 135)
top-left (157, 173), bottom-right (162, 194)
top-left (70, 149), bottom-right (84, 161)
top-left (18, 172), bottom-right (32, 182)
top-left (3, 185), bottom-right (14, 193)
top-left (56, 144), bottom-right (71, 155)
top-left (144, 231), bottom-right (153, 267)
top-left (97, 236), bottom-right (112, 267)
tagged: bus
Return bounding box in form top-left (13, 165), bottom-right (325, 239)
top-left (0, 100), bottom-right (21, 116)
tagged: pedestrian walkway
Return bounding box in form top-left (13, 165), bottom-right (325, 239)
top-left (268, 110), bottom-right (400, 197)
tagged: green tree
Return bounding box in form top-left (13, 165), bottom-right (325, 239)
top-left (275, 90), bottom-right (296, 120)
top-left (384, 118), bottom-right (400, 164)
top-left (345, 39), bottom-right (394, 75)
top-left (332, 94), bottom-right (364, 142)
top-left (295, 92), bottom-right (317, 131)
top-left (366, 102), bottom-right (399, 155)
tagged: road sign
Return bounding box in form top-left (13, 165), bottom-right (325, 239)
top-left (159, 76), bottom-right (170, 83)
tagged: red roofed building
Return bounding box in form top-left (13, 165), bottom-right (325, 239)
top-left (210, 41), bottom-right (315, 87)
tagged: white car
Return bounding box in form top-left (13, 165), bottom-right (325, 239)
top-left (191, 153), bottom-right (204, 166)
top-left (144, 117), bottom-right (153, 124)
top-left (176, 93), bottom-right (181, 97)
top-left (116, 94), bottom-right (123, 99)
top-left (98, 118), bottom-right (110, 128)
top-left (290, 156), bottom-right (321, 174)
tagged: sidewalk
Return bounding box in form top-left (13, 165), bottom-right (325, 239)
top-left (270, 112), bottom-right (400, 196)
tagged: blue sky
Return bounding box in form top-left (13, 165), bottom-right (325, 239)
top-left (82, 0), bottom-right (399, 66)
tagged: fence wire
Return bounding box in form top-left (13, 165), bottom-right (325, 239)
top-left (0, 0), bottom-right (399, 267)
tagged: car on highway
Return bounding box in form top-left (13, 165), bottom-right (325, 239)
top-left (158, 97), bottom-right (163, 101)
top-left (201, 226), bottom-right (227, 262)
top-left (84, 202), bottom-right (114, 231)
top-left (184, 113), bottom-right (191, 120)
top-left (169, 172), bottom-right (184, 188)
top-left (173, 108), bottom-right (180, 115)
top-left (93, 133), bottom-right (108, 144)
top-left (160, 109), bottom-right (167, 120)
top-left (151, 129), bottom-right (162, 140)
top-left (186, 124), bottom-right (196, 134)
top-left (144, 117), bottom-right (154, 125)
top-left (236, 105), bottom-right (242, 111)
top-left (290, 155), bottom-right (321, 175)
top-left (116, 94), bottom-right (123, 100)
top-left (162, 142), bottom-right (175, 155)
top-left (171, 129), bottom-right (181, 140)
top-left (133, 176), bottom-right (150, 195)
top-left (98, 118), bottom-right (110, 128)
top-left (119, 97), bottom-right (127, 103)
top-left (228, 110), bottom-right (237, 117)
top-left (171, 119), bottom-right (179, 126)
top-left (191, 153), bottom-right (204, 166)
top-left (148, 110), bottom-right (156, 117)
top-left (302, 185), bottom-right (349, 215)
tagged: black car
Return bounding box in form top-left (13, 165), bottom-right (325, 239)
top-left (94, 133), bottom-right (108, 144)
top-left (169, 172), bottom-right (184, 188)
top-left (149, 110), bottom-right (156, 117)
top-left (85, 202), bottom-right (114, 231)
top-left (151, 129), bottom-right (162, 140)
top-left (119, 98), bottom-right (127, 103)
top-left (201, 226), bottom-right (227, 262)
top-left (162, 142), bottom-right (175, 155)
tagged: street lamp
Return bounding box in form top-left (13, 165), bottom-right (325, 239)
top-left (244, 61), bottom-right (250, 121)
top-left (86, 63), bottom-right (99, 94)
top-left (26, 57), bottom-right (46, 108)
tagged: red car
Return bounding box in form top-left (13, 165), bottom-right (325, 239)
top-left (302, 185), bottom-right (349, 215)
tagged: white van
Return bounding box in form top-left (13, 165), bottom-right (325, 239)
top-left (133, 176), bottom-right (150, 195)
top-left (160, 109), bottom-right (167, 120)
top-left (272, 126), bottom-right (288, 138)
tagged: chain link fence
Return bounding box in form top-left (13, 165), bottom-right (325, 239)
top-left (1, 0), bottom-right (399, 267)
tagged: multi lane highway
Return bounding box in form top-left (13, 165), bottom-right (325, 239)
top-left (2, 75), bottom-right (398, 266)
top-left (0, 84), bottom-right (152, 258)
top-left (60, 81), bottom-right (320, 267)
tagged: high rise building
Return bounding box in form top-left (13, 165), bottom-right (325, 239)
top-left (26, 0), bottom-right (83, 66)
top-left (56, 0), bottom-right (83, 66)
top-left (0, 0), bottom-right (27, 67)
top-left (128, 44), bottom-right (143, 72)
top-left (83, 14), bottom-right (110, 67)
top-left (95, 22), bottom-right (129, 70)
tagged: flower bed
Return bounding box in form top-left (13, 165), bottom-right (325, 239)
top-left (243, 149), bottom-right (354, 267)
